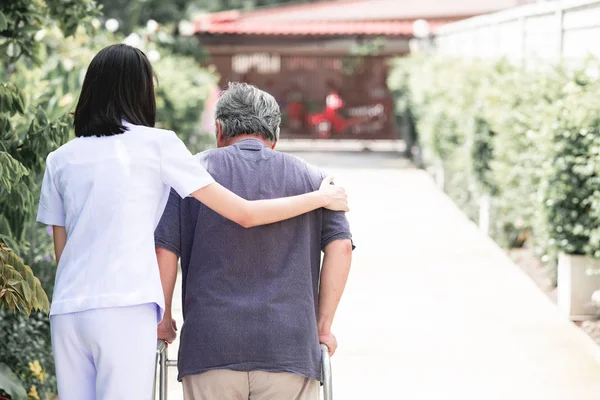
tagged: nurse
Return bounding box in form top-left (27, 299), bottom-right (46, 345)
top-left (37, 44), bottom-right (348, 400)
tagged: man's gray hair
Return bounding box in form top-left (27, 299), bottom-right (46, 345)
top-left (215, 82), bottom-right (281, 142)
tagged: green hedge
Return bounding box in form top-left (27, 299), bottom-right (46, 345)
top-left (388, 56), bottom-right (600, 272)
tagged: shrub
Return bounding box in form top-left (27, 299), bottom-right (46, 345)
top-left (154, 49), bottom-right (218, 153)
top-left (388, 55), bottom-right (600, 272)
top-left (1, 3), bottom-right (216, 398)
top-left (0, 310), bottom-right (55, 400)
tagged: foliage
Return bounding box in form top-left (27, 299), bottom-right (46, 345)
top-left (0, 310), bottom-right (55, 400)
top-left (0, 0), bottom-right (100, 63)
top-left (0, 7), bottom-right (217, 305)
top-left (0, 0), bottom-right (100, 314)
top-left (122, 28), bottom-right (218, 151)
top-left (155, 55), bottom-right (218, 152)
top-left (187, 0), bottom-right (322, 13)
top-left (100, 0), bottom-right (193, 34)
top-left (98, 0), bottom-right (325, 35)
top-left (388, 56), bottom-right (600, 273)
top-left (0, 363), bottom-right (27, 400)
top-left (1, 1), bottom-right (217, 398)
top-left (0, 2), bottom-right (100, 398)
top-left (546, 76), bottom-right (600, 257)
top-left (0, 243), bottom-right (49, 316)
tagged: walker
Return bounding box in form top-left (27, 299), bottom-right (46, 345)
top-left (154, 341), bottom-right (333, 400)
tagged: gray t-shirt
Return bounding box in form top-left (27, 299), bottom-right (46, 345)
top-left (155, 138), bottom-right (353, 381)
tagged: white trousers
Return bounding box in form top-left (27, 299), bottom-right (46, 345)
top-left (50, 303), bottom-right (158, 400)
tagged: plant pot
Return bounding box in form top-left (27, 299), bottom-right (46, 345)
top-left (557, 253), bottom-right (600, 320)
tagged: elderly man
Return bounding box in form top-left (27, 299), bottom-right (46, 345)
top-left (155, 82), bottom-right (353, 400)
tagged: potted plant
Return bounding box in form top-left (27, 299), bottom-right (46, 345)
top-left (547, 81), bottom-right (600, 320)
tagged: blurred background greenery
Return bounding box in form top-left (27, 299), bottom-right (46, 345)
top-left (0, 0), bottom-right (225, 397)
top-left (388, 56), bottom-right (600, 285)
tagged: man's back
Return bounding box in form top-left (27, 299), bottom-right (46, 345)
top-left (155, 138), bottom-right (352, 382)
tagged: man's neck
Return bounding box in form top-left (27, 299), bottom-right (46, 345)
top-left (220, 134), bottom-right (274, 149)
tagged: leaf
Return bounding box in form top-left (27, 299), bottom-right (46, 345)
top-left (0, 115), bottom-right (12, 136)
top-left (0, 215), bottom-right (13, 238)
top-left (20, 280), bottom-right (32, 304)
top-left (0, 12), bottom-right (6, 31)
top-left (35, 107), bottom-right (48, 126)
top-left (0, 363), bottom-right (28, 400)
top-left (33, 277), bottom-right (50, 313)
top-left (4, 289), bottom-right (16, 311)
top-left (2, 265), bottom-right (24, 282)
top-left (1, 243), bottom-right (26, 270)
top-left (0, 152), bottom-right (29, 193)
top-left (13, 87), bottom-right (24, 114)
top-left (6, 278), bottom-right (20, 287)
top-left (6, 42), bottom-right (21, 58)
top-left (0, 244), bottom-right (50, 314)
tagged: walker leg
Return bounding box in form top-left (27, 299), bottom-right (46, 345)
top-left (321, 344), bottom-right (333, 400)
top-left (159, 345), bottom-right (168, 400)
top-left (154, 341), bottom-right (168, 400)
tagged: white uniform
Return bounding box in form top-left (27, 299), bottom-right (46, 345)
top-left (37, 122), bottom-right (214, 400)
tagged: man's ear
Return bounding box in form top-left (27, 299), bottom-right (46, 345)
top-left (271, 141), bottom-right (277, 150)
top-left (216, 120), bottom-right (223, 146)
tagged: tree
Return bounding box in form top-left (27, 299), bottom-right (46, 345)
top-left (0, 0), bottom-right (100, 315)
top-left (204, 0), bottom-right (322, 12)
top-left (99, 0), bottom-right (325, 32)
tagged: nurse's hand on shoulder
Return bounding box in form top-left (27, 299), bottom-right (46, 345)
top-left (158, 317), bottom-right (177, 345)
top-left (320, 176), bottom-right (349, 212)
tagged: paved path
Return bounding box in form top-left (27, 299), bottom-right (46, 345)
top-left (163, 150), bottom-right (600, 399)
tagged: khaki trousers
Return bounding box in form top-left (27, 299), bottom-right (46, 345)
top-left (182, 369), bottom-right (320, 400)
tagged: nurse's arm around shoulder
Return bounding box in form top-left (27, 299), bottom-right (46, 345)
top-left (192, 177), bottom-right (346, 228)
top-left (161, 132), bottom-right (349, 229)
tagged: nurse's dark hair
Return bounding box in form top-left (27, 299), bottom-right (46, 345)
top-left (74, 44), bottom-right (156, 137)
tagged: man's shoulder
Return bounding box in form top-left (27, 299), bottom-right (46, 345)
top-left (195, 147), bottom-right (326, 188)
top-left (280, 152), bottom-right (324, 175)
top-left (193, 147), bottom-right (234, 167)
top-left (275, 152), bottom-right (326, 190)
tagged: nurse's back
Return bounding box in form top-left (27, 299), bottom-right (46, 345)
top-left (39, 124), bottom-right (211, 316)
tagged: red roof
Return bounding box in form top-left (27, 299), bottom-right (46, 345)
top-left (195, 20), bottom-right (452, 36)
top-left (194, 0), bottom-right (524, 36)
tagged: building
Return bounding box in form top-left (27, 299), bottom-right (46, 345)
top-left (194, 0), bottom-right (531, 139)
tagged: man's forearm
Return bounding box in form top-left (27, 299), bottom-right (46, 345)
top-left (156, 247), bottom-right (179, 319)
top-left (318, 239), bottom-right (352, 335)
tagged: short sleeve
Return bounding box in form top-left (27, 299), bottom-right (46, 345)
top-left (160, 132), bottom-right (215, 198)
top-left (36, 154), bottom-right (66, 227)
top-left (321, 209), bottom-right (354, 250)
top-left (312, 170), bottom-right (354, 250)
top-left (155, 189), bottom-right (182, 257)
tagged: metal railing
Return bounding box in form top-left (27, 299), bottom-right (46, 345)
top-left (154, 341), bottom-right (333, 400)
top-left (434, 0), bottom-right (600, 64)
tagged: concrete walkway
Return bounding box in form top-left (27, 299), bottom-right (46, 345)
top-left (163, 150), bottom-right (600, 399)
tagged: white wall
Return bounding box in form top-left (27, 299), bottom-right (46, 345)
top-left (435, 0), bottom-right (600, 65)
